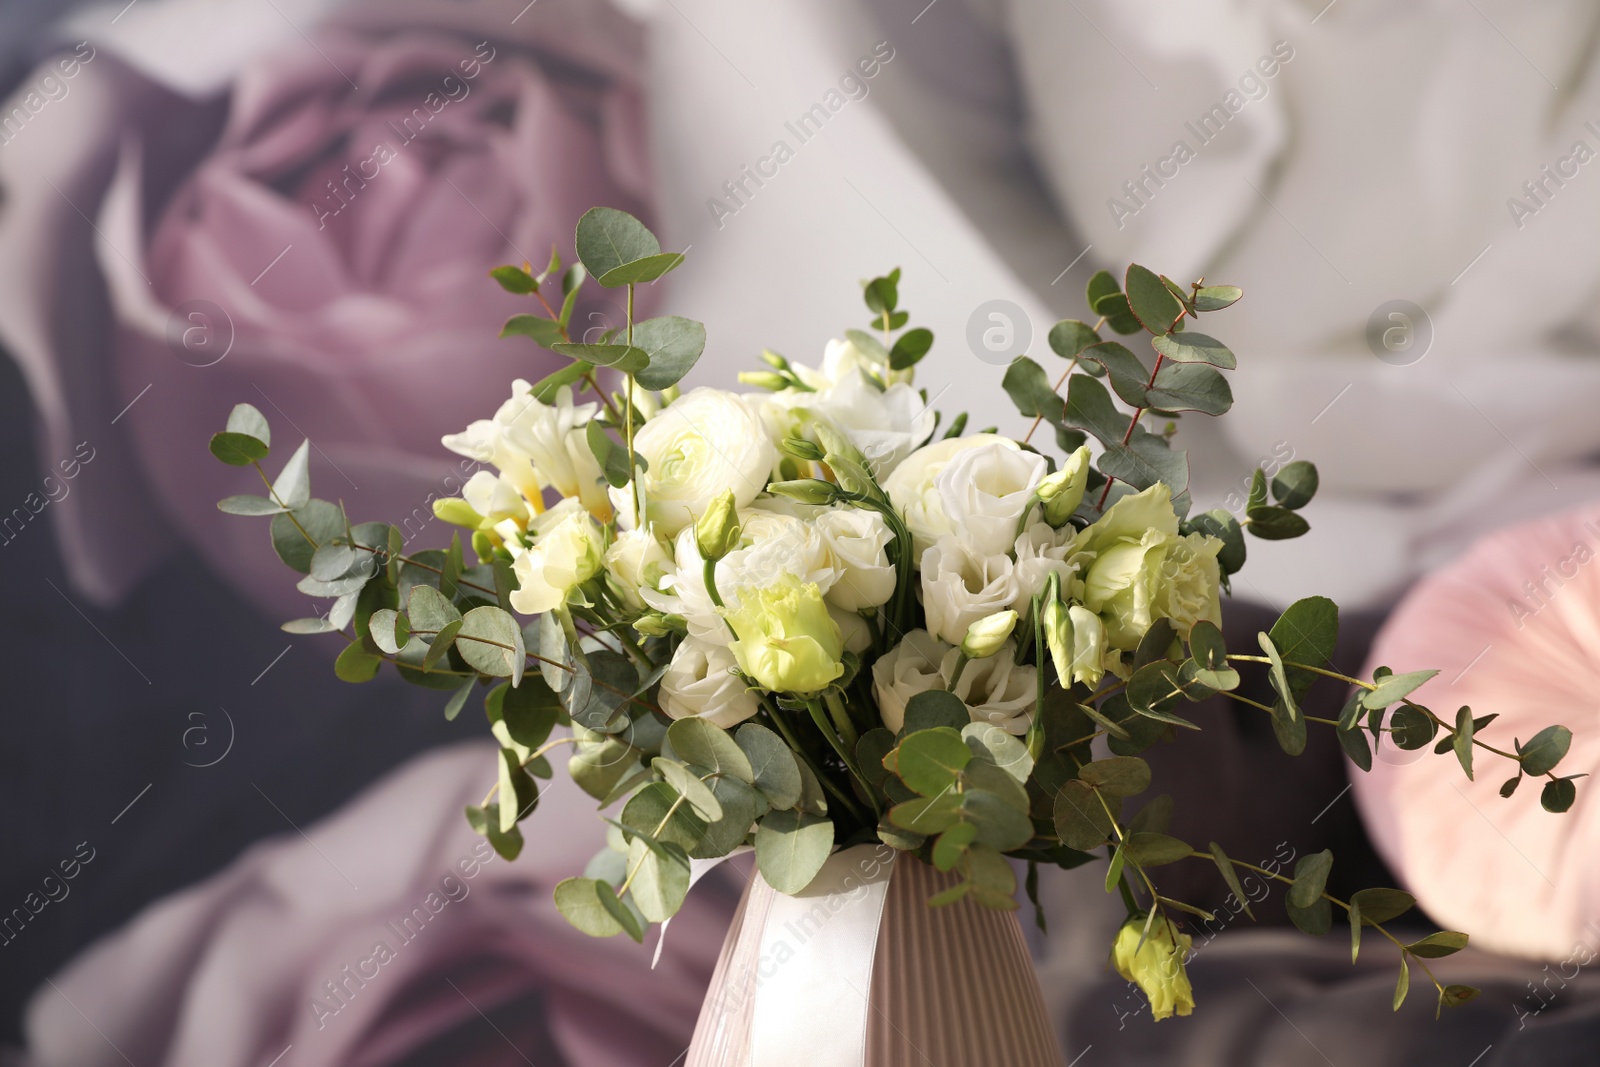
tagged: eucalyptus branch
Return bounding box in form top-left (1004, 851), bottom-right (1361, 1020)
top-left (531, 284), bottom-right (621, 422)
top-left (1022, 315), bottom-right (1106, 446)
top-left (253, 460), bottom-right (315, 547)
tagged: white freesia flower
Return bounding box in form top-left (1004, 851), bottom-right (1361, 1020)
top-left (935, 442), bottom-right (1047, 557)
top-left (871, 629), bottom-right (951, 732)
top-left (461, 469), bottom-right (528, 525)
top-left (604, 528), bottom-right (672, 612)
top-left (661, 636), bottom-right (761, 729)
top-left (920, 535), bottom-right (1018, 646)
top-left (444, 383), bottom-right (608, 518)
top-left (613, 387), bottom-right (776, 537)
top-left (1012, 521), bottom-right (1090, 612)
top-left (944, 642), bottom-right (1038, 735)
top-left (508, 498), bottom-right (603, 615)
top-left (817, 507), bottom-right (896, 611)
top-left (886, 434), bottom-right (1021, 560)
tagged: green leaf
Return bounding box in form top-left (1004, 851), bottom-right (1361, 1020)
top-left (1193, 285), bottom-right (1242, 312)
top-left (863, 274), bottom-right (898, 315)
top-left (1287, 896), bottom-right (1333, 936)
top-left (1122, 832), bottom-right (1192, 867)
top-left (666, 717), bottom-right (755, 783)
top-left (1187, 509), bottom-right (1245, 575)
top-left (1351, 887), bottom-right (1414, 924)
top-left (409, 584), bottom-right (462, 633)
top-left (1542, 776), bottom-right (1578, 813)
top-left (1270, 461), bottom-right (1319, 509)
top-left (1407, 931), bottom-right (1470, 958)
top-left (1439, 984), bottom-right (1479, 1014)
top-left (422, 619), bottom-right (461, 671)
top-left (1338, 720), bottom-right (1373, 771)
top-left (335, 642), bottom-right (382, 683)
top-left (1085, 269), bottom-right (1120, 312)
top-left (271, 440), bottom-right (312, 510)
top-left (209, 431), bottom-right (270, 466)
top-left (961, 790), bottom-right (1034, 851)
top-left (1079, 341), bottom-right (1151, 407)
top-left (574, 207), bottom-right (661, 281)
top-left (1453, 706), bottom-right (1476, 780)
top-left (1150, 330), bottom-right (1237, 369)
top-left (1104, 843), bottom-right (1127, 893)
top-left (1126, 661), bottom-right (1201, 730)
top-left (754, 810), bottom-right (834, 893)
top-left (1188, 620), bottom-right (1227, 670)
top-left (1362, 668), bottom-right (1438, 709)
top-left (889, 327), bottom-right (934, 370)
top-left (1078, 756), bottom-right (1151, 797)
top-left (598, 251), bottom-right (684, 288)
top-left (1147, 362), bottom-right (1233, 415)
top-left (1099, 426), bottom-right (1190, 498)
top-left (528, 360), bottom-right (591, 403)
top-left (1393, 956), bottom-right (1410, 1011)
top-left (1350, 896), bottom-right (1363, 962)
top-left (1208, 842), bottom-right (1255, 919)
top-left (1289, 850), bottom-right (1333, 909)
top-left (964, 844), bottom-right (1020, 910)
top-left (490, 264), bottom-right (538, 294)
top-left (495, 677), bottom-right (561, 750)
top-left (626, 836), bottom-right (690, 922)
top-left (1001, 356), bottom-right (1064, 424)
top-left (1272, 698), bottom-right (1309, 756)
top-left (1052, 780), bottom-right (1114, 850)
top-left (1267, 597), bottom-right (1339, 699)
top-left (549, 342), bottom-right (649, 373)
top-left (652, 758), bottom-right (724, 822)
top-left (217, 494), bottom-right (285, 516)
top-left (554, 877), bottom-right (624, 939)
top-left (631, 316), bottom-right (707, 390)
top-left (1246, 505), bottom-right (1311, 539)
top-left (497, 747), bottom-right (539, 830)
top-left (369, 608), bottom-right (409, 655)
top-left (1048, 319), bottom-right (1101, 360)
top-left (224, 403), bottom-right (271, 448)
top-left (456, 606), bottom-right (527, 681)
top-left (690, 774), bottom-right (768, 858)
top-left (896, 728), bottom-right (972, 796)
top-left (903, 690), bottom-right (970, 734)
top-left (932, 823), bottom-right (977, 871)
top-left (1125, 264), bottom-right (1185, 333)
top-left (565, 651), bottom-right (638, 733)
top-left (1501, 774), bottom-right (1522, 798)
top-left (855, 728), bottom-right (896, 790)
top-left (1519, 725), bottom-right (1573, 776)
top-left (500, 313), bottom-right (565, 347)
top-left (465, 803), bottom-right (524, 860)
top-left (736, 723), bottom-right (803, 810)
top-left (962, 723), bottom-right (1033, 783)
top-left (889, 791), bottom-right (963, 834)
top-left (620, 780), bottom-right (706, 851)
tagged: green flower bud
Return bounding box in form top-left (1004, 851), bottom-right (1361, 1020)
top-left (768, 479), bottom-right (842, 506)
top-left (826, 454), bottom-right (878, 498)
top-left (779, 436), bottom-right (826, 462)
top-left (433, 497), bottom-right (483, 529)
top-left (760, 348), bottom-right (790, 370)
top-left (961, 609), bottom-right (1018, 660)
top-left (737, 370), bottom-right (789, 391)
top-left (726, 576), bottom-right (845, 694)
top-left (633, 613), bottom-right (687, 638)
top-left (471, 529), bottom-right (495, 562)
top-left (695, 489), bottom-right (742, 562)
top-left (1038, 444), bottom-right (1093, 526)
top-left (1111, 916), bottom-right (1195, 1021)
top-left (1042, 596), bottom-right (1072, 686)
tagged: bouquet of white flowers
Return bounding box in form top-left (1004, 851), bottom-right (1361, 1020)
top-left (207, 208), bottom-right (1577, 1022)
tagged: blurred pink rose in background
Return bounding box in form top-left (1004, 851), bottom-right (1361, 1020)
top-left (102, 9), bottom-right (650, 617)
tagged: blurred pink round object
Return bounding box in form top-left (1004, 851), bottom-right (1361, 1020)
top-left (104, 18), bottom-right (650, 617)
top-left (1351, 502), bottom-right (1600, 960)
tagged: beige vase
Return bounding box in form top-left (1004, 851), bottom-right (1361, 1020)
top-left (686, 845), bottom-right (1065, 1067)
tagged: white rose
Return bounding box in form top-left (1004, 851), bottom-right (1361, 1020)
top-left (885, 434), bottom-right (1021, 560)
top-left (935, 442), bottom-right (1048, 557)
top-left (871, 629), bottom-right (951, 732)
top-left (660, 510), bottom-right (839, 640)
top-left (612, 387), bottom-right (777, 537)
top-left (604, 528), bottom-right (672, 612)
top-left (920, 535), bottom-right (1018, 646)
top-left (1012, 521), bottom-right (1089, 612)
top-left (817, 507), bottom-right (897, 611)
top-left (508, 498), bottom-right (603, 615)
top-left (661, 636), bottom-right (761, 729)
top-left (944, 642), bottom-right (1037, 735)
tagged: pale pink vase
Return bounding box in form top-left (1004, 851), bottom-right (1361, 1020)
top-left (686, 847), bottom-right (1065, 1067)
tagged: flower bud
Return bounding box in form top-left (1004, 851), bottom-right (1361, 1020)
top-left (1066, 605), bottom-right (1106, 688)
top-left (432, 497), bottom-right (484, 529)
top-left (737, 370), bottom-right (789, 391)
top-left (961, 609), bottom-right (1018, 660)
top-left (779, 436), bottom-right (826, 462)
top-left (826, 454), bottom-right (878, 498)
top-left (633, 612), bottom-right (687, 638)
top-left (1111, 916), bottom-right (1195, 1021)
top-left (1042, 596), bottom-right (1072, 686)
top-left (695, 489), bottom-right (742, 562)
top-left (760, 348), bottom-right (790, 370)
top-left (1038, 445), bottom-right (1092, 526)
top-left (768, 479), bottom-right (842, 506)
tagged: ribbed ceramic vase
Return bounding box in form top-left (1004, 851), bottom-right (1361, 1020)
top-left (685, 845), bottom-right (1065, 1067)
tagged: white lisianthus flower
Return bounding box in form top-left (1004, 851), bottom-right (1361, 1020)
top-left (604, 528), bottom-right (672, 612)
top-left (461, 469), bottom-right (529, 526)
top-left (613, 387), bottom-right (776, 537)
top-left (661, 636), bottom-right (761, 729)
top-left (817, 507), bottom-right (897, 611)
top-left (1066, 604), bottom-right (1109, 689)
top-left (829, 604), bottom-right (874, 655)
top-left (871, 629), bottom-right (951, 732)
top-left (1155, 532), bottom-right (1225, 638)
top-left (943, 642), bottom-right (1037, 735)
top-left (657, 510), bottom-right (839, 639)
top-left (726, 576), bottom-right (845, 694)
top-left (1012, 522), bottom-right (1090, 613)
top-left (1082, 528), bottom-right (1171, 652)
top-left (920, 536), bottom-right (1018, 646)
top-left (935, 442), bottom-right (1048, 557)
top-left (508, 498), bottom-right (603, 615)
top-left (885, 434), bottom-right (1021, 560)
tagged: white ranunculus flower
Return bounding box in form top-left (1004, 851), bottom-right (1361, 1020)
top-left (944, 642), bottom-right (1038, 735)
top-left (817, 507), bottom-right (897, 611)
top-left (509, 498), bottom-right (604, 615)
top-left (604, 528), bottom-right (672, 612)
top-left (613, 387), bottom-right (777, 537)
top-left (657, 510), bottom-right (839, 639)
top-left (1012, 521), bottom-right (1090, 612)
top-left (885, 434), bottom-right (1021, 560)
top-left (759, 371), bottom-right (934, 480)
top-left (871, 629), bottom-right (952, 732)
top-left (919, 535), bottom-right (1019, 646)
top-left (461, 469), bottom-right (529, 526)
top-left (936, 441), bottom-right (1048, 557)
top-left (660, 636), bottom-right (761, 729)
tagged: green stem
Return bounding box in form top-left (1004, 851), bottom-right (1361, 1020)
top-left (625, 283), bottom-right (641, 525)
top-left (761, 696), bottom-right (869, 824)
top-left (947, 651), bottom-right (972, 690)
top-left (805, 696), bottom-right (870, 804)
